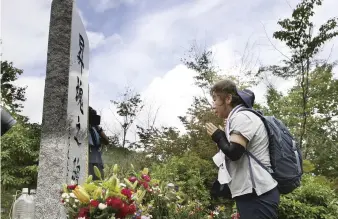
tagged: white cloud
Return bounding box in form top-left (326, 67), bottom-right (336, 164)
top-left (91, 0), bottom-right (136, 12)
top-left (13, 76), bottom-right (45, 123)
top-left (87, 31), bottom-right (106, 49)
top-left (2, 0), bottom-right (51, 69)
top-left (4, 0), bottom-right (338, 140)
top-left (140, 65), bottom-right (201, 132)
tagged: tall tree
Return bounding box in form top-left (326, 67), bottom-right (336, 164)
top-left (264, 64), bottom-right (338, 176)
top-left (111, 88), bottom-right (144, 148)
top-left (1, 61), bottom-right (27, 113)
top-left (0, 61), bottom-right (41, 190)
top-left (1, 117), bottom-right (41, 189)
top-left (258, 0), bottom-right (338, 152)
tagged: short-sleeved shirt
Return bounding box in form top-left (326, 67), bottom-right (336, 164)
top-left (226, 110), bottom-right (277, 198)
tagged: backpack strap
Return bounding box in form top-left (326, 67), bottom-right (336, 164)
top-left (237, 108), bottom-right (274, 189)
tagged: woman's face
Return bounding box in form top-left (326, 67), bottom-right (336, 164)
top-left (212, 92), bottom-right (232, 119)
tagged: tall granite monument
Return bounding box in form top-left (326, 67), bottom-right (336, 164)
top-left (35, 0), bottom-right (89, 218)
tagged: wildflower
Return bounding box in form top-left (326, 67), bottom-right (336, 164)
top-left (128, 204), bottom-right (137, 214)
top-left (61, 193), bottom-right (69, 199)
top-left (67, 184), bottom-right (77, 190)
top-left (129, 176), bottom-right (137, 183)
top-left (121, 188), bottom-right (133, 200)
top-left (90, 200), bottom-right (100, 208)
top-left (78, 207), bottom-right (89, 218)
top-left (98, 203), bottom-right (107, 210)
top-left (73, 186), bottom-right (90, 204)
top-left (106, 197), bottom-right (123, 209)
top-left (141, 174), bottom-right (151, 182)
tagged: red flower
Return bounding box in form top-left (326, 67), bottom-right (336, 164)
top-left (128, 176), bottom-right (137, 183)
top-left (121, 188), bottom-right (133, 200)
top-left (231, 212), bottom-right (240, 219)
top-left (141, 174), bottom-right (151, 182)
top-left (106, 197), bottom-right (123, 209)
top-left (90, 200), bottom-right (99, 208)
top-left (142, 182), bottom-right (149, 189)
top-left (78, 207), bottom-right (89, 218)
top-left (128, 204), bottom-right (137, 214)
top-left (115, 202), bottom-right (130, 218)
top-left (67, 184), bottom-right (77, 190)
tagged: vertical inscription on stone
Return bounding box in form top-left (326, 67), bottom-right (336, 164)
top-left (65, 7), bottom-right (89, 185)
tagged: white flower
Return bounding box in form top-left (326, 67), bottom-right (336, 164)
top-left (98, 203), bottom-right (107, 210)
top-left (61, 193), bottom-right (69, 199)
top-left (69, 193), bottom-right (76, 198)
top-left (70, 180), bottom-right (76, 185)
top-left (65, 198), bottom-right (69, 203)
top-left (73, 204), bottom-right (77, 208)
top-left (74, 199), bottom-right (79, 202)
top-left (167, 183), bottom-right (175, 187)
top-left (120, 183), bottom-right (126, 187)
top-left (213, 211), bottom-right (219, 215)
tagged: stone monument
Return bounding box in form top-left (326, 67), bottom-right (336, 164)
top-left (35, 0), bottom-right (89, 218)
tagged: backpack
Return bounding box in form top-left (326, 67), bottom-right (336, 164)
top-left (239, 108), bottom-right (303, 194)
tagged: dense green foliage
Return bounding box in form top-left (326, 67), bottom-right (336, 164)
top-left (279, 174), bottom-right (338, 219)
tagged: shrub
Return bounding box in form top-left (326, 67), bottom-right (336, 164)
top-left (279, 174), bottom-right (338, 219)
top-left (151, 153), bottom-right (217, 207)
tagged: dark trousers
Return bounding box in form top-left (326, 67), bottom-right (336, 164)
top-left (88, 163), bottom-right (104, 180)
top-left (235, 187), bottom-right (280, 219)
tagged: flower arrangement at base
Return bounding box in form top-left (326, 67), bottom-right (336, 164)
top-left (61, 164), bottom-right (233, 219)
top-left (61, 164), bottom-right (153, 219)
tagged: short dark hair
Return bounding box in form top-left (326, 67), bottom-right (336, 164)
top-left (89, 106), bottom-right (97, 116)
top-left (210, 80), bottom-right (243, 107)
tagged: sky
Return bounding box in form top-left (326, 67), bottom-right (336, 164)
top-left (2, 0), bottom-right (338, 140)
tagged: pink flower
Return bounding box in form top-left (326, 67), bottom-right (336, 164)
top-left (106, 197), bottom-right (123, 210)
top-left (128, 204), bottom-right (137, 214)
top-left (141, 174), bottom-right (151, 182)
top-left (128, 176), bottom-right (137, 183)
top-left (142, 182), bottom-right (149, 189)
top-left (231, 213), bottom-right (240, 219)
top-left (67, 184), bottom-right (77, 190)
top-left (90, 200), bottom-right (99, 208)
top-left (78, 207), bottom-right (89, 218)
top-left (121, 188), bottom-right (133, 200)
top-left (116, 202), bottom-right (130, 218)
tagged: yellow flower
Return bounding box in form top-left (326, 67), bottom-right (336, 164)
top-left (142, 168), bottom-right (149, 175)
top-left (93, 187), bottom-right (103, 200)
top-left (73, 185), bottom-right (90, 204)
top-left (219, 205), bottom-right (225, 211)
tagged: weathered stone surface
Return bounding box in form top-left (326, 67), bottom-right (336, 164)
top-left (35, 0), bottom-right (74, 218)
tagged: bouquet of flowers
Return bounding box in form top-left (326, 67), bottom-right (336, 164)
top-left (61, 164), bottom-right (155, 219)
top-left (60, 163), bottom-right (235, 219)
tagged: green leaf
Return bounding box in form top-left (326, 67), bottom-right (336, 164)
top-left (93, 166), bottom-right (102, 180)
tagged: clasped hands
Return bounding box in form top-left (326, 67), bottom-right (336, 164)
top-left (206, 120), bottom-right (227, 137)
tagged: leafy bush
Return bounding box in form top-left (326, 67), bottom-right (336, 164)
top-left (1, 116), bottom-right (40, 190)
top-left (279, 174), bottom-right (338, 219)
top-left (103, 146), bottom-right (154, 178)
top-left (151, 153), bottom-right (217, 207)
